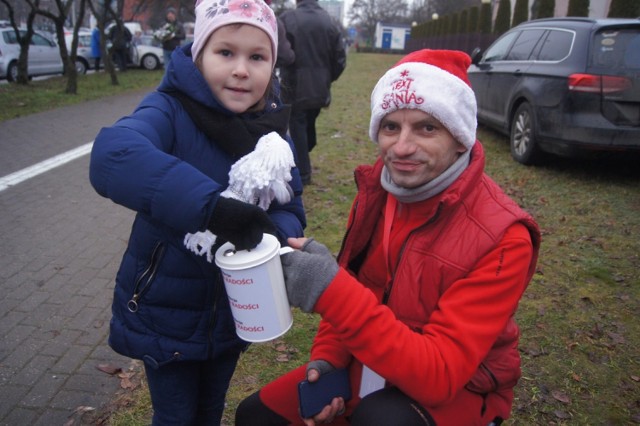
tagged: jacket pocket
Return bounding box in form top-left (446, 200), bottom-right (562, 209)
top-left (127, 241), bottom-right (165, 313)
top-left (466, 363), bottom-right (499, 394)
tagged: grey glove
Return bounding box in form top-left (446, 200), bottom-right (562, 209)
top-left (280, 238), bottom-right (339, 312)
top-left (306, 360), bottom-right (335, 378)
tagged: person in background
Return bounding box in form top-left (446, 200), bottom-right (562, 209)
top-left (107, 21), bottom-right (132, 72)
top-left (264, 0), bottom-right (295, 70)
top-left (155, 6), bottom-right (186, 67)
top-left (235, 49), bottom-right (541, 426)
top-left (90, 26), bottom-right (101, 71)
top-left (132, 30), bottom-right (143, 46)
top-left (89, 0), bottom-right (305, 423)
top-left (279, 0), bottom-right (346, 185)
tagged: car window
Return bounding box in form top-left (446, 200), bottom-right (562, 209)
top-left (31, 33), bottom-right (52, 47)
top-left (534, 29), bottom-right (574, 61)
top-left (3, 29), bottom-right (18, 44)
top-left (78, 34), bottom-right (91, 47)
top-left (505, 29), bottom-right (545, 61)
top-left (591, 28), bottom-right (640, 70)
top-left (483, 31), bottom-right (519, 62)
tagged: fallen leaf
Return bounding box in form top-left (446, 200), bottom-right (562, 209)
top-left (72, 406), bottom-right (96, 414)
top-left (120, 376), bottom-right (134, 389)
top-left (554, 410), bottom-right (571, 419)
top-left (276, 354), bottom-right (290, 362)
top-left (630, 375), bottom-right (640, 382)
top-left (607, 331), bottom-right (625, 345)
top-left (552, 390), bottom-right (571, 404)
top-left (96, 363), bottom-right (122, 375)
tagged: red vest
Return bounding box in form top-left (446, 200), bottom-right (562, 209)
top-left (337, 143), bottom-right (540, 416)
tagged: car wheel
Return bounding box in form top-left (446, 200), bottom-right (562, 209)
top-left (141, 54), bottom-right (159, 70)
top-left (510, 102), bottom-right (541, 165)
top-left (7, 61), bottom-right (18, 82)
top-left (75, 59), bottom-right (87, 75)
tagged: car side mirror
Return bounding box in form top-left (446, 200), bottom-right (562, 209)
top-left (471, 47), bottom-right (483, 65)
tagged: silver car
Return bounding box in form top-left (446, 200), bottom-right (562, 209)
top-left (0, 25), bottom-right (64, 81)
top-left (65, 30), bottom-right (96, 74)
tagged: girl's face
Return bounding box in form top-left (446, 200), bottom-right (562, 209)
top-left (198, 24), bottom-right (273, 113)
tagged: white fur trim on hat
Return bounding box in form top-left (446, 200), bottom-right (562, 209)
top-left (369, 62), bottom-right (477, 150)
top-left (191, 0), bottom-right (278, 67)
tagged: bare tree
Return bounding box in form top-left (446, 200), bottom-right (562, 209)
top-left (87, 0), bottom-right (117, 84)
top-left (63, 0), bottom-right (89, 94)
top-left (0, 0), bottom-right (41, 84)
top-left (409, 0), bottom-right (434, 25)
top-left (429, 0), bottom-right (478, 17)
top-left (29, 0), bottom-right (79, 92)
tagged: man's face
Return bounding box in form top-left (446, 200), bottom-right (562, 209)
top-left (378, 109), bottom-right (467, 189)
top-left (167, 11), bottom-right (176, 22)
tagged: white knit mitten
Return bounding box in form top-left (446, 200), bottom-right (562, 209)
top-left (184, 132), bottom-right (296, 262)
top-left (222, 131), bottom-right (295, 209)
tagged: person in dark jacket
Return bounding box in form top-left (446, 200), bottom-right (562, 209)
top-left (280, 0), bottom-right (346, 185)
top-left (155, 6), bottom-right (186, 67)
top-left (108, 21), bottom-right (132, 71)
top-left (89, 0), bottom-right (305, 424)
top-left (264, 0), bottom-right (295, 69)
top-left (235, 50), bottom-right (540, 426)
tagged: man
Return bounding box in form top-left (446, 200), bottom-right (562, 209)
top-left (235, 50), bottom-right (541, 426)
top-left (264, 0), bottom-right (295, 69)
top-left (108, 21), bottom-right (132, 72)
top-left (280, 0), bottom-right (346, 185)
top-left (156, 7), bottom-right (185, 67)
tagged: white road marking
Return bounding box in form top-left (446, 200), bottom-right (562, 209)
top-left (0, 142), bottom-right (93, 192)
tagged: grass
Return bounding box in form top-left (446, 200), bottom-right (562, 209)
top-left (0, 69), bottom-right (164, 121)
top-left (3, 53), bottom-right (638, 425)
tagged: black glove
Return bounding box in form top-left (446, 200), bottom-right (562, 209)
top-left (281, 238), bottom-right (339, 312)
top-left (208, 197), bottom-right (276, 251)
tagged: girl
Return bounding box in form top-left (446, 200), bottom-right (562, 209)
top-left (89, 0), bottom-right (305, 424)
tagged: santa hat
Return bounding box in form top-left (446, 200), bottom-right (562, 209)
top-left (369, 49), bottom-right (477, 150)
top-left (191, 0), bottom-right (278, 68)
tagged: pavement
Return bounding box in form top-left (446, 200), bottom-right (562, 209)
top-left (0, 90), bottom-right (150, 425)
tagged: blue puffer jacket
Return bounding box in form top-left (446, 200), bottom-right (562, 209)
top-left (89, 44), bottom-right (306, 368)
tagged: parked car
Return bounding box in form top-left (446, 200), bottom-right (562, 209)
top-left (131, 35), bottom-right (164, 70)
top-left (65, 30), bottom-right (95, 74)
top-left (468, 17), bottom-right (640, 164)
top-left (0, 24), bottom-right (63, 82)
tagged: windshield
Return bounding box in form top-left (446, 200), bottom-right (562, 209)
top-left (590, 27), bottom-right (640, 71)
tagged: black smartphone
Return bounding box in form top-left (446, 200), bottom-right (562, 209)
top-left (297, 368), bottom-right (352, 419)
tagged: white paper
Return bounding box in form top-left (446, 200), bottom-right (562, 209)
top-left (359, 365), bottom-right (386, 398)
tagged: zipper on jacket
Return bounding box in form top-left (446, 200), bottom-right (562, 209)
top-left (383, 202), bottom-right (444, 306)
top-left (207, 271), bottom-right (222, 356)
top-left (127, 242), bottom-right (165, 313)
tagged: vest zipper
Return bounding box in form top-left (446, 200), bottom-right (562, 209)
top-left (383, 202), bottom-right (444, 306)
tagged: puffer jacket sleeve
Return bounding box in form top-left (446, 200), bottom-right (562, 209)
top-left (89, 93), bottom-right (222, 233)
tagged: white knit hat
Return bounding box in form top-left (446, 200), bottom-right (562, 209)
top-left (191, 0), bottom-right (278, 67)
top-left (369, 49), bottom-right (477, 150)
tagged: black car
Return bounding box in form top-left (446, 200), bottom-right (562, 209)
top-left (468, 17), bottom-right (640, 164)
